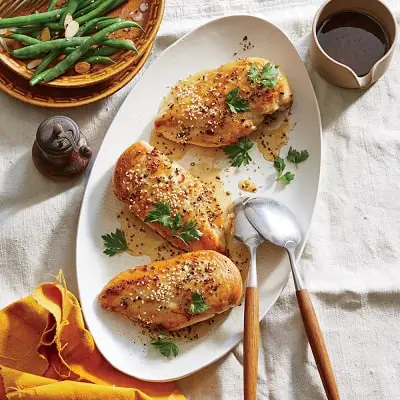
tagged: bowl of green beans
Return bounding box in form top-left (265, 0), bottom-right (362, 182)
top-left (0, 0), bottom-right (164, 87)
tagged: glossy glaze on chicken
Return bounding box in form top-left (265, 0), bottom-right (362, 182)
top-left (154, 57), bottom-right (293, 147)
top-left (99, 250), bottom-right (243, 331)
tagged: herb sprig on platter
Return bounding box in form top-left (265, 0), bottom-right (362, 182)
top-left (145, 201), bottom-right (202, 246)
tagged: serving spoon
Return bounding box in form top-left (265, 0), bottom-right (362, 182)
top-left (243, 197), bottom-right (340, 400)
top-left (233, 200), bottom-right (264, 400)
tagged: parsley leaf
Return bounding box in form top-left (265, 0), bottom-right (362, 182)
top-left (247, 63), bottom-right (259, 83)
top-left (247, 62), bottom-right (279, 88)
top-left (279, 171), bottom-right (295, 184)
top-left (226, 88), bottom-right (249, 113)
top-left (273, 156), bottom-right (286, 176)
top-left (189, 290), bottom-right (209, 314)
top-left (144, 201), bottom-right (171, 227)
top-left (175, 220), bottom-right (203, 246)
top-left (223, 137), bottom-right (254, 167)
top-left (286, 146), bottom-right (309, 167)
top-left (260, 63), bottom-right (279, 87)
top-left (170, 213), bottom-right (182, 233)
top-left (101, 229), bottom-right (128, 256)
top-left (151, 335), bottom-right (179, 358)
top-left (273, 156), bottom-right (295, 184)
top-left (145, 202), bottom-right (202, 246)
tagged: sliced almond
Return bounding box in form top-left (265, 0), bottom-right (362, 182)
top-left (132, 11), bottom-right (143, 21)
top-left (75, 61), bottom-right (91, 74)
top-left (64, 13), bottom-right (73, 29)
top-left (65, 20), bottom-right (79, 38)
top-left (139, 2), bottom-right (149, 12)
top-left (40, 27), bottom-right (51, 42)
top-left (27, 58), bottom-right (43, 70)
top-left (0, 37), bottom-right (12, 54)
top-left (0, 28), bottom-right (9, 35)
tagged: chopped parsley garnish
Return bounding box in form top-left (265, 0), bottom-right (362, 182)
top-left (225, 88), bottom-right (249, 113)
top-left (101, 229), bottom-right (128, 256)
top-left (260, 63), bottom-right (279, 87)
top-left (175, 220), bottom-right (203, 246)
top-left (145, 202), bottom-right (202, 246)
top-left (170, 213), bottom-right (182, 233)
top-left (223, 137), bottom-right (254, 167)
top-left (144, 201), bottom-right (172, 227)
top-left (247, 63), bottom-right (259, 83)
top-left (279, 171), bottom-right (295, 184)
top-left (189, 290), bottom-right (209, 314)
top-left (151, 334), bottom-right (179, 358)
top-left (273, 156), bottom-right (286, 176)
top-left (247, 62), bottom-right (279, 88)
top-left (286, 146), bottom-right (309, 167)
top-left (273, 156), bottom-right (295, 184)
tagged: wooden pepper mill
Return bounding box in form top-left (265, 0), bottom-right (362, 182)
top-left (32, 116), bottom-right (92, 181)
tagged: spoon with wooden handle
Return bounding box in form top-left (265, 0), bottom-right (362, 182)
top-left (243, 197), bottom-right (340, 400)
top-left (233, 200), bottom-right (264, 400)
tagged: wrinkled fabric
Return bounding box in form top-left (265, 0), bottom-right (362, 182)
top-left (1, 0), bottom-right (400, 399)
top-left (0, 275), bottom-right (184, 399)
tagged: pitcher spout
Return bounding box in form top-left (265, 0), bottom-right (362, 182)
top-left (355, 70), bottom-right (374, 89)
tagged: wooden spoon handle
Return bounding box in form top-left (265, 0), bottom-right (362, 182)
top-left (296, 289), bottom-right (340, 400)
top-left (244, 286), bottom-right (259, 400)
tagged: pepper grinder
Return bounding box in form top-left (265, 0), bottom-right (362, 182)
top-left (32, 116), bottom-right (92, 181)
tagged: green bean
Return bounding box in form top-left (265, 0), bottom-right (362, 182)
top-left (30, 50), bottom-right (61, 82)
top-left (0, 8), bottom-right (64, 29)
top-left (101, 0), bottom-right (126, 15)
top-left (62, 0), bottom-right (78, 25)
top-left (83, 55), bottom-right (114, 64)
top-left (76, 0), bottom-right (125, 18)
top-left (48, 0), bottom-right (128, 32)
top-left (75, 0), bottom-right (124, 25)
top-left (63, 46), bottom-right (79, 54)
top-left (77, 0), bottom-right (97, 10)
top-left (84, 46), bottom-right (118, 57)
top-left (31, 20), bottom-right (138, 86)
top-left (12, 34), bottom-right (137, 60)
top-left (27, 28), bottom-right (43, 39)
top-left (3, 33), bottom-right (40, 45)
top-left (59, 37), bottom-right (139, 53)
top-left (77, 17), bottom-right (118, 36)
top-left (74, 0), bottom-right (104, 17)
top-left (102, 38), bottom-right (138, 52)
top-left (95, 18), bottom-right (126, 31)
top-left (47, 0), bottom-right (116, 31)
top-left (13, 36), bottom-right (89, 58)
top-left (47, 0), bottom-right (59, 11)
top-left (44, 21), bottom-right (60, 31)
top-left (13, 27), bottom-right (40, 34)
top-left (64, 45), bottom-right (118, 57)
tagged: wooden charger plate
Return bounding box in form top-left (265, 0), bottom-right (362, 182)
top-left (0, 0), bottom-right (164, 88)
top-left (0, 43), bottom-right (153, 107)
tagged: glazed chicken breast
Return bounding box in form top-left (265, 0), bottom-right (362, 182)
top-left (99, 250), bottom-right (243, 331)
top-left (154, 57), bottom-right (293, 147)
top-left (114, 141), bottom-right (226, 252)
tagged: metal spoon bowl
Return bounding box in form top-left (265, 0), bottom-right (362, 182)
top-left (243, 197), bottom-right (303, 289)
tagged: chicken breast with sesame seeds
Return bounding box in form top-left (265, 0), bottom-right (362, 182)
top-left (99, 250), bottom-right (243, 331)
top-left (113, 141), bottom-right (226, 252)
top-left (154, 57), bottom-right (293, 147)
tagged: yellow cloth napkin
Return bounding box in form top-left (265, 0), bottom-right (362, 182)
top-left (0, 274), bottom-right (185, 400)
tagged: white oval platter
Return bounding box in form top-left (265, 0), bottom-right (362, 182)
top-left (76, 15), bottom-right (321, 382)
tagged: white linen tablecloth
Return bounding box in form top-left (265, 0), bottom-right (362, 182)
top-left (1, 0), bottom-right (400, 398)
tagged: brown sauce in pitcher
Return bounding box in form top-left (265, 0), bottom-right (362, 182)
top-left (317, 11), bottom-right (389, 76)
